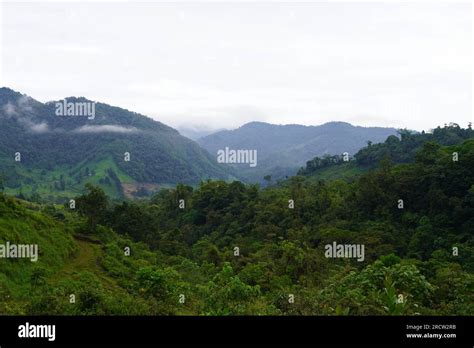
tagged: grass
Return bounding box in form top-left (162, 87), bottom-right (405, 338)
top-left (304, 162), bottom-right (368, 183)
top-left (4, 156), bottom-right (135, 200)
top-left (0, 196), bottom-right (76, 301)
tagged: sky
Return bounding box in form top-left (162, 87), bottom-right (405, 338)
top-left (0, 1), bottom-right (472, 132)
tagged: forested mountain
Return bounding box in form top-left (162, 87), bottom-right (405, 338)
top-left (198, 121), bottom-right (398, 183)
top-left (1, 87), bottom-right (472, 316)
top-left (297, 123), bottom-right (474, 182)
top-left (1, 135), bottom-right (473, 315)
top-left (178, 126), bottom-right (225, 141)
top-left (0, 88), bottom-right (231, 200)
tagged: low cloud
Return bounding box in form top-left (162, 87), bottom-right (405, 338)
top-left (2, 95), bottom-right (34, 117)
top-left (1, 98), bottom-right (140, 134)
top-left (29, 122), bottom-right (50, 133)
top-left (2, 102), bottom-right (17, 116)
top-left (1, 96), bottom-right (49, 133)
top-left (73, 125), bottom-right (139, 133)
top-left (17, 95), bottom-right (33, 112)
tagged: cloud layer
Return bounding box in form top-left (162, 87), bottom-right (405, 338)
top-left (73, 125), bottom-right (139, 133)
top-left (2, 2), bottom-right (471, 132)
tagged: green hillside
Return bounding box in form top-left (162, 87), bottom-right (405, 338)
top-left (1, 138), bottom-right (473, 315)
top-left (198, 121), bottom-right (398, 184)
top-left (2, 157), bottom-right (134, 201)
top-left (297, 123), bottom-right (474, 183)
top-left (0, 88), bottom-right (232, 201)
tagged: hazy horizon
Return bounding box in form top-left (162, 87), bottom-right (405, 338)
top-left (0, 84), bottom-right (465, 136)
top-left (1, 1), bottom-right (472, 132)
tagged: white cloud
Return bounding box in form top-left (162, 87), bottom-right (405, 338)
top-left (1, 95), bottom-right (50, 132)
top-left (2, 102), bottom-right (17, 116)
top-left (73, 125), bottom-right (139, 133)
top-left (29, 122), bottom-right (50, 133)
top-left (1, 2), bottom-right (471, 132)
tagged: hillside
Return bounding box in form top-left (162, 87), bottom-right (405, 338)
top-left (297, 123), bottom-right (474, 183)
top-left (198, 121), bottom-right (398, 183)
top-left (0, 193), bottom-right (159, 315)
top-left (1, 137), bottom-right (473, 315)
top-left (0, 88), bottom-right (231, 201)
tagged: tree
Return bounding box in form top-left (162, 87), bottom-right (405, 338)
top-left (203, 263), bottom-right (261, 315)
top-left (136, 266), bottom-right (186, 314)
top-left (76, 183), bottom-right (108, 232)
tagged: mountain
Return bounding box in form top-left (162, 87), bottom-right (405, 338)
top-left (197, 121), bottom-right (398, 183)
top-left (297, 123), bottom-right (474, 183)
top-left (0, 88), bottom-right (231, 201)
top-left (2, 135), bottom-right (473, 315)
top-left (177, 126), bottom-right (226, 141)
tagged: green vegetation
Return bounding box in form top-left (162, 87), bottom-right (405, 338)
top-left (198, 121), bottom-right (398, 184)
top-left (2, 157), bottom-right (133, 202)
top-left (298, 123), bottom-right (474, 182)
top-left (1, 134), bottom-right (473, 315)
top-left (0, 88), bottom-right (231, 201)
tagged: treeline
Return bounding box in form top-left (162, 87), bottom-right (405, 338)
top-left (355, 123), bottom-right (474, 166)
top-left (299, 123), bottom-right (474, 176)
top-left (297, 154), bottom-right (347, 175)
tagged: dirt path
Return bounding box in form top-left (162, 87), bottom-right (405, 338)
top-left (50, 238), bottom-right (124, 293)
top-left (61, 239), bottom-right (98, 274)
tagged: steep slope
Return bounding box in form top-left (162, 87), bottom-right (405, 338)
top-left (198, 121), bottom-right (398, 183)
top-left (0, 88), bottom-right (231, 200)
top-left (0, 193), bottom-right (156, 315)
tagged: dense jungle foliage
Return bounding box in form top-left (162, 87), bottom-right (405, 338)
top-left (1, 129), bottom-right (473, 315)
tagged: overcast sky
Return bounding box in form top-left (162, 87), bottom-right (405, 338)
top-left (1, 1), bottom-right (472, 132)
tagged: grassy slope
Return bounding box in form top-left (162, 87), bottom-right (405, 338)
top-left (4, 156), bottom-right (134, 200)
top-left (0, 194), bottom-right (163, 315)
top-left (49, 238), bottom-right (126, 295)
top-left (0, 196), bottom-right (76, 307)
top-left (304, 162), bottom-right (368, 183)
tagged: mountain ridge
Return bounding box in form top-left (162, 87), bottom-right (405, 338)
top-left (0, 87), bottom-right (231, 201)
top-left (198, 120), bottom-right (399, 183)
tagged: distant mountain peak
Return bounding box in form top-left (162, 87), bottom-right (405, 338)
top-left (198, 120), bottom-right (398, 184)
